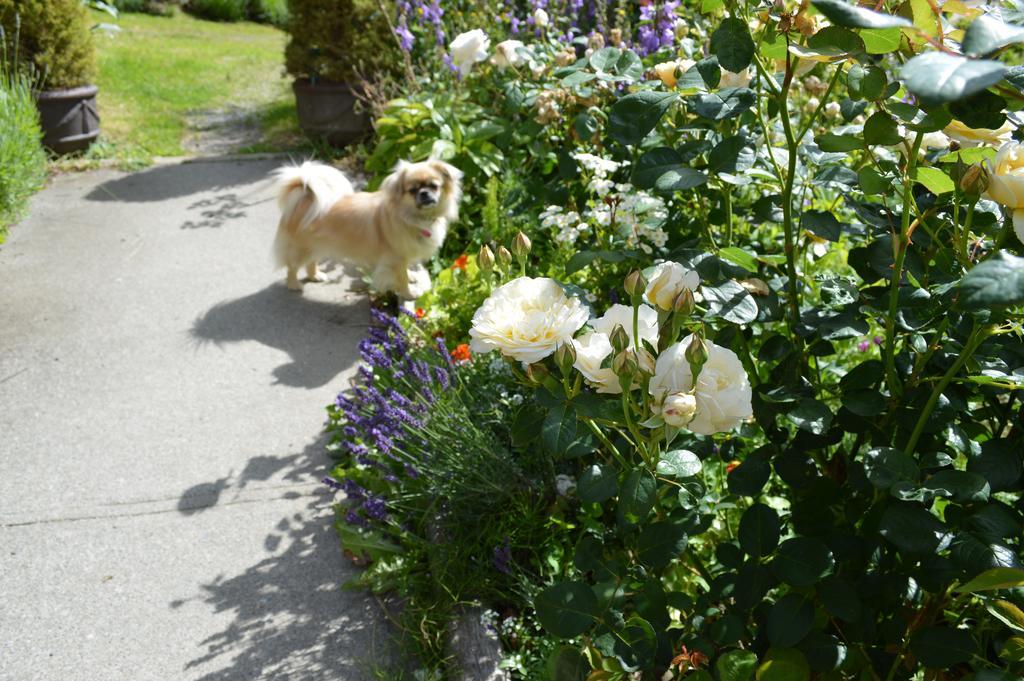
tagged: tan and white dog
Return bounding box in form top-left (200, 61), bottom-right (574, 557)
top-left (271, 159), bottom-right (462, 299)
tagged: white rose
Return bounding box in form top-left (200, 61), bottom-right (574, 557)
top-left (571, 331), bottom-right (620, 393)
top-left (984, 142), bottom-right (1024, 243)
top-left (533, 8), bottom-right (549, 27)
top-left (449, 29), bottom-right (490, 76)
top-left (644, 261), bottom-right (700, 311)
top-left (945, 119), bottom-right (1014, 148)
top-left (719, 67), bottom-right (752, 89)
top-left (649, 335), bottom-right (753, 435)
top-left (590, 303), bottom-right (659, 348)
top-left (652, 59), bottom-right (695, 88)
top-left (662, 392), bottom-right (697, 427)
top-left (492, 39), bottom-right (526, 69)
top-left (470, 276), bottom-right (589, 364)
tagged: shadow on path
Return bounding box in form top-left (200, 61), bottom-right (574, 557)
top-left (173, 433), bottom-right (404, 680)
top-left (190, 282), bottom-right (369, 389)
top-left (84, 158), bottom-right (283, 203)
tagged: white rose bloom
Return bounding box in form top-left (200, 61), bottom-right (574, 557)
top-left (644, 261), bottom-right (701, 311)
top-left (719, 67), bottom-right (752, 89)
top-left (649, 335), bottom-right (753, 435)
top-left (984, 142), bottom-right (1024, 242)
top-left (492, 39), bottom-right (526, 68)
top-left (662, 392), bottom-right (697, 427)
top-left (590, 303), bottom-right (659, 347)
top-left (571, 331), bottom-right (619, 393)
top-left (469, 276), bottom-right (589, 364)
top-left (449, 29), bottom-right (490, 76)
top-left (533, 7), bottom-right (549, 27)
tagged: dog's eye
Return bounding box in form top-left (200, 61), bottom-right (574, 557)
top-left (426, 182), bottom-right (440, 190)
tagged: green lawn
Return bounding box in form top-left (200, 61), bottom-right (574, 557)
top-left (85, 8), bottom-right (302, 164)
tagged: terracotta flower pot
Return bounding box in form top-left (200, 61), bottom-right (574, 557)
top-left (36, 84), bottom-right (100, 155)
top-left (292, 79), bottom-right (369, 147)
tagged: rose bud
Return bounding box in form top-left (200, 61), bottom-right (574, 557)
top-left (685, 334), bottom-right (709, 367)
top-left (623, 269), bottom-right (647, 300)
top-left (609, 323), bottom-right (630, 353)
top-left (477, 244), bottom-right (495, 272)
top-left (662, 392), bottom-right (697, 427)
top-left (554, 342), bottom-right (577, 377)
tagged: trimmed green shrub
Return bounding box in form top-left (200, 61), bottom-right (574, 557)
top-left (112, 0), bottom-right (174, 16)
top-left (0, 0), bottom-right (96, 90)
top-left (0, 50), bottom-right (47, 237)
top-left (284, 0), bottom-right (401, 84)
top-left (250, 0), bottom-right (287, 27)
top-left (185, 0), bottom-right (246, 22)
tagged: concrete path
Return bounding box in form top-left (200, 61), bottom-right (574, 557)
top-left (0, 158), bottom-right (400, 680)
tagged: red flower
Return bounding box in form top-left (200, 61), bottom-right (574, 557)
top-left (452, 254), bottom-right (469, 271)
top-left (726, 460), bottom-right (741, 474)
top-left (415, 307), bottom-right (426, 318)
top-left (451, 343), bottom-right (471, 361)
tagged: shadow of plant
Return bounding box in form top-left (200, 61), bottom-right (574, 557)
top-left (172, 432), bottom-right (407, 680)
top-left (181, 193), bottom-right (252, 230)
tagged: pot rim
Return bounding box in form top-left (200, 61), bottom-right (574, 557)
top-left (36, 84), bottom-right (99, 101)
top-left (292, 78), bottom-right (355, 91)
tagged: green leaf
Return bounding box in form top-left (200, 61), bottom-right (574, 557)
top-left (728, 452), bottom-right (772, 496)
top-left (609, 91), bottom-right (677, 145)
top-left (739, 503), bottom-right (781, 558)
top-left (815, 132), bottom-right (862, 152)
top-left (613, 616), bottom-right (658, 671)
top-left (633, 147), bottom-right (682, 189)
top-left (802, 210), bottom-right (844, 241)
top-left (618, 468), bottom-right (656, 525)
top-left (756, 648), bottom-right (810, 681)
top-left (960, 252), bottom-right (1024, 309)
top-left (717, 649), bottom-right (758, 681)
top-left (922, 469), bottom-right (991, 503)
top-left (900, 52), bottom-right (1007, 106)
top-left (968, 439), bottom-right (1023, 492)
top-left (542, 403), bottom-right (594, 458)
top-left (336, 523), bottom-right (403, 558)
top-left (1001, 636), bottom-right (1024, 662)
top-left (841, 387), bottom-right (886, 416)
top-left (637, 521), bottom-right (689, 569)
top-left (909, 627), bottom-right (976, 668)
top-left (578, 464), bottom-right (618, 503)
top-left (719, 246), bottom-right (759, 272)
top-left (656, 449), bottom-right (702, 478)
top-left (703, 280), bottom-right (759, 324)
top-left (988, 599), bottom-right (1024, 632)
top-left (546, 646), bottom-right (588, 681)
top-left (766, 594), bottom-right (815, 647)
top-left (912, 166), bottom-right (955, 194)
top-left (785, 398), bottom-right (833, 435)
top-left (858, 167), bottom-right (890, 194)
top-left (954, 567), bottom-right (1024, 592)
top-left (818, 576), bottom-right (862, 622)
top-left (879, 502), bottom-right (951, 555)
top-left (711, 18), bottom-right (756, 72)
top-left (963, 14), bottom-right (1024, 57)
top-left (812, 0), bottom-right (912, 28)
top-left (847, 64), bottom-right (888, 101)
top-left (565, 248), bottom-right (644, 276)
top-left (709, 135), bottom-right (757, 175)
top-left (863, 447), bottom-right (920, 490)
top-left (772, 537), bottom-right (835, 586)
top-left (860, 27), bottom-right (903, 53)
top-left (692, 88), bottom-right (757, 121)
top-left (535, 582), bottom-right (599, 638)
top-left (863, 111), bottom-right (902, 146)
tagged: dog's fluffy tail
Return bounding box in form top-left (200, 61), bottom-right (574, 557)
top-left (271, 161), bottom-right (353, 267)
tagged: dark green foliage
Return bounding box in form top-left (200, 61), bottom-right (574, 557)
top-left (0, 0), bottom-right (96, 89)
top-left (283, 0), bottom-right (400, 83)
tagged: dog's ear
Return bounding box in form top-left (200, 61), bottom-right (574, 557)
top-left (380, 160), bottom-right (409, 200)
top-left (428, 159), bottom-right (464, 187)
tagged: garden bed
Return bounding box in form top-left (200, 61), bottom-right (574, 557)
top-left (321, 1), bottom-right (1024, 679)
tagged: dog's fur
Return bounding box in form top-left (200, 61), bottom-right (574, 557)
top-left (271, 159), bottom-right (462, 299)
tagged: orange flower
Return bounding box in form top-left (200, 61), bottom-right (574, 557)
top-left (452, 254), bottom-right (469, 271)
top-left (726, 460), bottom-right (741, 474)
top-left (670, 645), bottom-right (707, 672)
top-left (415, 307), bottom-right (426, 319)
top-left (451, 343), bottom-right (471, 361)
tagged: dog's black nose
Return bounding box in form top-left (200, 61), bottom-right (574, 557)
top-left (417, 190), bottom-right (437, 207)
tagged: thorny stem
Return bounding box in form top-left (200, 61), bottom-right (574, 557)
top-left (883, 131), bottom-right (924, 399)
top-left (778, 48), bottom-right (806, 362)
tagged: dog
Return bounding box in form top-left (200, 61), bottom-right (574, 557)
top-left (271, 159), bottom-right (462, 299)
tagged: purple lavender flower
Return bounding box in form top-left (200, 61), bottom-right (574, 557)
top-left (363, 495), bottom-right (388, 521)
top-left (345, 510), bottom-right (368, 528)
top-left (322, 476), bottom-right (343, 491)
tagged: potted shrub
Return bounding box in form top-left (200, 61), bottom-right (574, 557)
top-left (284, 0), bottom-right (400, 146)
top-left (0, 0), bottom-right (100, 155)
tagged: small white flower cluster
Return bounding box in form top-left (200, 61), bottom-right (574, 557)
top-left (539, 205), bottom-right (588, 244)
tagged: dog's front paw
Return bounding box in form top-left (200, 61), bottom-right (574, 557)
top-left (405, 267), bottom-right (432, 299)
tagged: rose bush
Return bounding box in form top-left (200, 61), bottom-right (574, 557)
top-left (326, 0), bottom-right (1024, 678)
